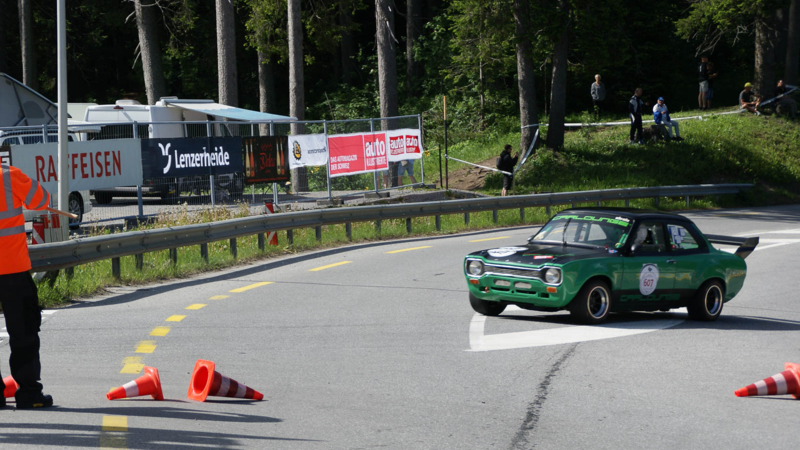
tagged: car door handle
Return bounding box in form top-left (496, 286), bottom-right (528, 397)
top-left (666, 259), bottom-right (676, 264)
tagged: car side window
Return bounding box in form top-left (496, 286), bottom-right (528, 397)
top-left (667, 223), bottom-right (706, 253)
top-left (631, 221), bottom-right (666, 253)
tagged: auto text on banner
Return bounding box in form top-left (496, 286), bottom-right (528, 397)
top-left (243, 136), bottom-right (290, 184)
top-left (8, 139), bottom-right (143, 192)
top-left (288, 134), bottom-right (328, 170)
top-left (327, 132), bottom-right (389, 178)
top-left (385, 128), bottom-right (423, 163)
top-left (140, 137), bottom-right (243, 179)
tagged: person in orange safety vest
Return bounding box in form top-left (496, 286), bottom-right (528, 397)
top-left (0, 163), bottom-right (54, 409)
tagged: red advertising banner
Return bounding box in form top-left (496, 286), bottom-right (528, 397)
top-left (328, 132), bottom-right (388, 178)
top-left (386, 128), bottom-right (423, 162)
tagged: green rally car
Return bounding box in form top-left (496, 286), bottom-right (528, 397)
top-left (464, 208), bottom-right (759, 324)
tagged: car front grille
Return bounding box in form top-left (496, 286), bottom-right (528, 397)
top-left (484, 264), bottom-right (543, 280)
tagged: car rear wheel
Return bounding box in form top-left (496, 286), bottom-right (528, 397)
top-left (569, 279), bottom-right (612, 324)
top-left (688, 280), bottom-right (724, 321)
top-left (68, 192), bottom-right (83, 228)
top-left (469, 293), bottom-right (506, 316)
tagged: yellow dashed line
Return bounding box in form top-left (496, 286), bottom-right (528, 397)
top-left (209, 295), bottom-right (229, 300)
top-left (166, 315), bottom-right (185, 322)
top-left (229, 282), bottom-right (274, 293)
top-left (102, 415), bottom-right (128, 431)
top-left (135, 341), bottom-right (157, 354)
top-left (100, 415), bottom-right (128, 449)
top-left (120, 357), bottom-right (144, 374)
top-left (385, 246), bottom-right (432, 254)
top-left (185, 304), bottom-right (207, 310)
top-left (469, 236), bottom-right (510, 242)
top-left (309, 261), bottom-right (352, 272)
top-left (150, 327), bottom-right (170, 337)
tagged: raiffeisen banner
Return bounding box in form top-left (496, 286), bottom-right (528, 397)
top-left (385, 128), bottom-right (423, 163)
top-left (8, 139), bottom-right (143, 192)
top-left (141, 137), bottom-right (243, 179)
top-left (327, 132), bottom-right (388, 178)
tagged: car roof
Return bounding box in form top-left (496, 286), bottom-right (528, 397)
top-left (555, 207), bottom-right (694, 223)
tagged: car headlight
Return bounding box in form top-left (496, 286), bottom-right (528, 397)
top-left (544, 268), bottom-right (561, 284)
top-left (467, 260), bottom-right (484, 276)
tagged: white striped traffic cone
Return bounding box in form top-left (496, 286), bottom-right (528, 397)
top-left (187, 359), bottom-right (263, 402)
top-left (735, 362), bottom-right (800, 399)
top-left (107, 366), bottom-right (164, 401)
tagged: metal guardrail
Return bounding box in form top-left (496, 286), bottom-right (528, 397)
top-left (29, 184), bottom-right (752, 272)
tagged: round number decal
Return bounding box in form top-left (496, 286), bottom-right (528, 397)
top-left (639, 264), bottom-right (660, 296)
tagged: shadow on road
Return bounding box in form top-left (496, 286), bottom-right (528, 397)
top-left (45, 405), bottom-right (280, 423)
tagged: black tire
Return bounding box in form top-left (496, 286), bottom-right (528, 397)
top-left (687, 280), bottom-right (724, 321)
top-left (469, 293), bottom-right (506, 316)
top-left (569, 279), bottom-right (612, 324)
top-left (68, 192), bottom-right (83, 228)
top-left (94, 191), bottom-right (113, 205)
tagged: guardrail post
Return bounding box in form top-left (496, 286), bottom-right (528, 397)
top-left (135, 254), bottom-right (143, 271)
top-left (435, 215), bottom-right (441, 231)
top-left (169, 248), bottom-right (177, 265)
top-left (654, 197), bottom-right (659, 208)
top-left (230, 238), bottom-right (237, 258)
top-left (492, 210), bottom-right (498, 223)
top-left (406, 218), bottom-right (412, 233)
top-left (686, 196), bottom-right (690, 207)
top-left (376, 220), bottom-right (381, 234)
top-left (596, 201), bottom-right (601, 207)
top-left (346, 223), bottom-right (352, 241)
top-left (65, 267), bottom-right (74, 280)
top-left (287, 229), bottom-right (294, 245)
top-left (625, 199), bottom-right (629, 207)
top-left (315, 226), bottom-right (322, 241)
top-left (464, 213), bottom-right (470, 225)
top-left (112, 257), bottom-right (121, 280)
top-left (519, 208), bottom-right (525, 222)
top-left (200, 243), bottom-right (208, 263)
top-left (258, 233), bottom-right (265, 251)
top-left (545, 206), bottom-right (551, 216)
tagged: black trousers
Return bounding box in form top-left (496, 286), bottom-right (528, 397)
top-left (0, 271), bottom-right (43, 399)
top-left (630, 114), bottom-right (643, 141)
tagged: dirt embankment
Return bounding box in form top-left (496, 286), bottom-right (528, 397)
top-left (431, 157), bottom-right (497, 191)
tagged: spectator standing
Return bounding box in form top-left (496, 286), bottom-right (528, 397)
top-left (739, 82), bottom-right (761, 114)
top-left (698, 55), bottom-right (710, 110)
top-left (774, 79), bottom-right (797, 119)
top-left (497, 144), bottom-right (518, 196)
top-left (628, 88), bottom-right (648, 145)
top-left (653, 97), bottom-right (683, 141)
top-left (705, 62), bottom-right (718, 109)
top-left (590, 74), bottom-right (606, 118)
top-left (397, 159), bottom-right (417, 185)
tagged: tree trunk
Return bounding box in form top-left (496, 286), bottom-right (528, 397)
top-left (216, 0), bottom-right (238, 106)
top-left (754, 11), bottom-right (776, 98)
top-left (376, 0), bottom-right (399, 186)
top-left (257, 50), bottom-right (275, 136)
top-left (340, 2), bottom-right (355, 82)
top-left (787, 0), bottom-right (799, 85)
top-left (18, 0), bottom-right (37, 90)
top-left (547, 1), bottom-right (570, 150)
top-left (288, 0), bottom-right (308, 191)
top-left (406, 0), bottom-right (421, 94)
top-left (134, 0), bottom-right (167, 105)
top-left (514, 0), bottom-right (538, 153)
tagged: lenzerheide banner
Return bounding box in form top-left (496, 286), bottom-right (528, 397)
top-left (328, 132), bottom-right (388, 178)
top-left (243, 136), bottom-right (290, 183)
top-left (288, 134), bottom-right (328, 169)
top-left (386, 128), bottom-right (423, 162)
top-left (9, 139), bottom-right (143, 192)
top-left (141, 137), bottom-right (243, 179)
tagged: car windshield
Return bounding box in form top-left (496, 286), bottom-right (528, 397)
top-left (532, 213), bottom-right (633, 248)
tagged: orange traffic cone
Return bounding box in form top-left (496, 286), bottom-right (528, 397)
top-left (3, 376), bottom-right (18, 398)
top-left (107, 366), bottom-right (164, 401)
top-left (187, 359), bottom-right (263, 402)
top-left (735, 362), bottom-right (800, 399)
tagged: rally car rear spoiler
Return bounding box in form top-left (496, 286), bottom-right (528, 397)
top-left (705, 235), bottom-right (760, 259)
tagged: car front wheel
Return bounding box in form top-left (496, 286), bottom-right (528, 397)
top-left (688, 280), bottom-right (724, 321)
top-left (569, 279), bottom-right (612, 324)
top-left (469, 293), bottom-right (506, 316)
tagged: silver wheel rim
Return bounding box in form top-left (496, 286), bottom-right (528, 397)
top-left (705, 285), bottom-right (723, 315)
top-left (588, 286), bottom-right (609, 318)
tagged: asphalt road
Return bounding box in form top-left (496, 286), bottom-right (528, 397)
top-left (3, 205), bottom-right (800, 449)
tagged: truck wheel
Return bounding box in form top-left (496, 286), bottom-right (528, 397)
top-left (469, 293), bottom-right (506, 316)
top-left (68, 192), bottom-right (83, 228)
top-left (94, 192), bottom-right (113, 205)
top-left (687, 280), bottom-right (724, 321)
top-left (569, 279), bottom-right (612, 324)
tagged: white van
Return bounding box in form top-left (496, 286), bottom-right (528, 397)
top-left (0, 130), bottom-right (93, 227)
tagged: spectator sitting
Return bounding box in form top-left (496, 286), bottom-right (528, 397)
top-left (397, 159), bottom-right (417, 185)
top-left (774, 79), bottom-right (797, 119)
top-left (739, 82), bottom-right (761, 114)
top-left (497, 144), bottom-right (518, 196)
top-left (653, 97), bottom-right (683, 141)
top-left (590, 74), bottom-right (606, 119)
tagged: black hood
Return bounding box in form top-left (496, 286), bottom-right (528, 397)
top-left (469, 243), bottom-right (620, 265)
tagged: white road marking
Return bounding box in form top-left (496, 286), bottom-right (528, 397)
top-left (468, 306), bottom-right (685, 352)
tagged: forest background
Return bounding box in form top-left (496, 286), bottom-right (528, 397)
top-left (0, 0), bottom-right (798, 153)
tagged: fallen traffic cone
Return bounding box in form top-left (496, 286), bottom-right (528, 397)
top-left (3, 376), bottom-right (18, 398)
top-left (187, 359), bottom-right (263, 402)
top-left (735, 362), bottom-right (800, 399)
top-left (107, 366), bottom-right (164, 401)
